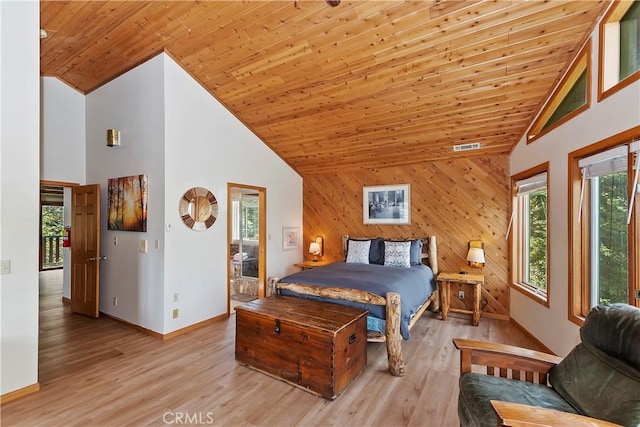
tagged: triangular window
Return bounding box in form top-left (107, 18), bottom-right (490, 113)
top-left (528, 41), bottom-right (590, 142)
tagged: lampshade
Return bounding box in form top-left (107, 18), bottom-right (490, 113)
top-left (309, 242), bottom-right (321, 255)
top-left (466, 247), bottom-right (485, 264)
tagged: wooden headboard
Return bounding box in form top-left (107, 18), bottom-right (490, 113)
top-left (342, 235), bottom-right (438, 275)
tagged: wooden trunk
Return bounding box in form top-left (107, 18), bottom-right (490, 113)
top-left (235, 296), bottom-right (368, 400)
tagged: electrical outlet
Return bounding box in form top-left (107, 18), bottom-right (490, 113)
top-left (458, 291), bottom-right (465, 300)
top-left (172, 308), bottom-right (179, 319)
top-left (113, 297), bottom-right (118, 306)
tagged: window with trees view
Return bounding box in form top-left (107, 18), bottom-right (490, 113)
top-left (510, 164), bottom-right (549, 306)
top-left (41, 204), bottom-right (64, 269)
top-left (570, 134), bottom-right (640, 325)
top-left (599, 0), bottom-right (640, 99)
top-left (585, 150), bottom-right (629, 306)
top-left (619, 1), bottom-right (640, 81)
top-left (528, 41), bottom-right (590, 142)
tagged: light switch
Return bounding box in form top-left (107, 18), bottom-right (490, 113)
top-left (140, 239), bottom-right (148, 254)
top-left (0, 260), bottom-right (10, 275)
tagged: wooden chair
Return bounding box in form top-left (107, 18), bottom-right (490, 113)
top-left (453, 303), bottom-right (640, 427)
top-left (489, 400), bottom-right (621, 426)
top-left (453, 339), bottom-right (621, 426)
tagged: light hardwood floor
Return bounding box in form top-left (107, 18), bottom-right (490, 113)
top-left (1, 270), bottom-right (544, 427)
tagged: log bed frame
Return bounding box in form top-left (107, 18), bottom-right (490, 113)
top-left (268, 235), bottom-right (439, 377)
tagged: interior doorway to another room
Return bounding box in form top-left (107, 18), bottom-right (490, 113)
top-left (39, 181), bottom-right (78, 305)
top-left (228, 184), bottom-right (266, 313)
top-left (40, 184), bottom-right (65, 271)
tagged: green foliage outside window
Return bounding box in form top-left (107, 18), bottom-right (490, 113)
top-left (41, 205), bottom-right (64, 268)
top-left (241, 198), bottom-right (259, 240)
top-left (596, 172), bottom-right (629, 305)
top-left (620, 0), bottom-right (640, 81)
top-left (542, 70), bottom-right (587, 132)
top-left (527, 190), bottom-right (547, 291)
top-left (41, 205), bottom-right (64, 237)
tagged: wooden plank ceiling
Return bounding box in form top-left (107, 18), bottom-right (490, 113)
top-left (40, 0), bottom-right (609, 175)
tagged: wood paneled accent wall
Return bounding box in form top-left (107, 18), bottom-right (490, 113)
top-left (302, 155), bottom-right (510, 319)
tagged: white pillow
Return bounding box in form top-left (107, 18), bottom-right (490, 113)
top-left (346, 239), bottom-right (371, 264)
top-left (384, 241), bottom-right (411, 268)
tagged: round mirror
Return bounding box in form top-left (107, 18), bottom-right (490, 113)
top-left (179, 187), bottom-right (218, 230)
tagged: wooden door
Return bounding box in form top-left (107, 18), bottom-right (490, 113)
top-left (71, 184), bottom-right (101, 317)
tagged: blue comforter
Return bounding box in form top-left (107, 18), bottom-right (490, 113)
top-left (279, 262), bottom-right (436, 340)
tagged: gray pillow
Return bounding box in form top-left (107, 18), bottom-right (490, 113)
top-left (385, 239), bottom-right (423, 265)
top-left (409, 239), bottom-right (423, 265)
top-left (346, 240), bottom-right (370, 264)
top-left (384, 241), bottom-right (411, 268)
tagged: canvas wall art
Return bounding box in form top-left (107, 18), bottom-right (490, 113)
top-left (108, 174), bottom-right (148, 232)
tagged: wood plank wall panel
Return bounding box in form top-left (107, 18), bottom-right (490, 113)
top-left (302, 155), bottom-right (510, 318)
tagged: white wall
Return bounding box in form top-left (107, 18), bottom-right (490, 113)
top-left (85, 55), bottom-right (166, 332)
top-left (82, 53), bottom-right (303, 335)
top-left (41, 77), bottom-right (86, 299)
top-left (510, 27), bottom-right (640, 356)
top-left (41, 77), bottom-right (86, 183)
top-left (163, 55), bottom-right (302, 333)
top-left (0, 0), bottom-right (40, 395)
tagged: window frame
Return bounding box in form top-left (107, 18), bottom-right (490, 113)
top-left (598, 0), bottom-right (640, 101)
top-left (510, 162), bottom-right (550, 307)
top-left (568, 127), bottom-right (640, 326)
top-left (527, 40), bottom-right (591, 143)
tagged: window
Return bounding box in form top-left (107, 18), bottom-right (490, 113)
top-left (528, 41), bottom-right (590, 142)
top-left (581, 146), bottom-right (629, 307)
top-left (509, 163), bottom-right (549, 306)
top-left (232, 195), bottom-right (259, 241)
top-left (542, 70), bottom-right (587, 132)
top-left (620, 1), bottom-right (640, 81)
top-left (231, 200), bottom-right (240, 241)
top-left (569, 131), bottom-right (640, 324)
top-left (599, 0), bottom-right (640, 99)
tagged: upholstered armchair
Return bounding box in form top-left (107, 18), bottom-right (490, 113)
top-left (454, 303), bottom-right (640, 427)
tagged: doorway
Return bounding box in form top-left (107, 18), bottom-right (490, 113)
top-left (39, 184), bottom-right (64, 271)
top-left (228, 183), bottom-right (266, 313)
top-left (40, 180), bottom-right (78, 303)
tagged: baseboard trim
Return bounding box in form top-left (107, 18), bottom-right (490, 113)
top-left (100, 312), bottom-right (164, 339)
top-left (162, 314), bottom-right (227, 340)
top-left (479, 312), bottom-right (509, 321)
top-left (100, 312), bottom-right (228, 340)
top-left (0, 383), bottom-right (40, 404)
top-left (510, 317), bottom-right (556, 355)
top-left (62, 296), bottom-right (71, 305)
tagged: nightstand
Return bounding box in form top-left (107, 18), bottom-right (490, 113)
top-left (436, 272), bottom-right (485, 326)
top-left (294, 260), bottom-right (331, 270)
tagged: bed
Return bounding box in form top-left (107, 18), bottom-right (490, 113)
top-left (268, 235), bottom-right (439, 376)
